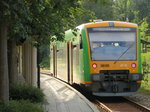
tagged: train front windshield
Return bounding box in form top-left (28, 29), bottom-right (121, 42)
top-left (88, 27), bottom-right (136, 61)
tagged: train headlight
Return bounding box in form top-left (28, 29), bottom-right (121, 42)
top-left (131, 63), bottom-right (136, 68)
top-left (92, 63), bottom-right (97, 68)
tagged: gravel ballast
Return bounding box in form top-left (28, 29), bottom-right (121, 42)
top-left (126, 93), bottom-right (150, 108)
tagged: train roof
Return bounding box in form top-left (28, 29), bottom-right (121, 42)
top-left (77, 21), bottom-right (138, 30)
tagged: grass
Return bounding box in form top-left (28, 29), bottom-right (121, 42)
top-left (0, 100), bottom-right (44, 112)
top-left (4, 83), bottom-right (46, 112)
top-left (10, 83), bottom-right (45, 103)
top-left (138, 73), bottom-right (150, 95)
top-left (138, 87), bottom-right (150, 95)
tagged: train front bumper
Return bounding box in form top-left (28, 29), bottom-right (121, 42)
top-left (91, 73), bottom-right (142, 82)
top-left (90, 73), bottom-right (142, 95)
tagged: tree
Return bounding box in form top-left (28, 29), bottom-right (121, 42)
top-left (0, 22), bottom-right (9, 102)
top-left (0, 0), bottom-right (83, 103)
top-left (81, 0), bottom-right (114, 23)
top-left (132, 0), bottom-right (150, 35)
top-left (139, 18), bottom-right (149, 41)
top-left (113, 0), bottom-right (150, 42)
top-left (132, 0), bottom-right (150, 23)
top-left (113, 0), bottom-right (134, 21)
top-left (39, 45), bottom-right (50, 69)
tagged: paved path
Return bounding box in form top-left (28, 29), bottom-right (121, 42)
top-left (41, 74), bottom-right (99, 112)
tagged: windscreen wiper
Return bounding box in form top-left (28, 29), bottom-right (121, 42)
top-left (113, 44), bottom-right (134, 64)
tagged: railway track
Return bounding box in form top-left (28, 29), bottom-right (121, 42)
top-left (92, 97), bottom-right (150, 112)
top-left (70, 81), bottom-right (150, 112)
top-left (124, 97), bottom-right (150, 112)
top-left (41, 72), bottom-right (150, 112)
top-left (70, 82), bottom-right (149, 112)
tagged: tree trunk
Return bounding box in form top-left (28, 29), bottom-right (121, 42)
top-left (8, 39), bottom-right (18, 84)
top-left (0, 22), bottom-right (9, 102)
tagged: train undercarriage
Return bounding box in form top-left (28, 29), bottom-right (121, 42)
top-left (88, 70), bottom-right (142, 96)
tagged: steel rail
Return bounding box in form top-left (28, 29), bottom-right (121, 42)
top-left (94, 100), bottom-right (113, 112)
top-left (125, 97), bottom-right (150, 112)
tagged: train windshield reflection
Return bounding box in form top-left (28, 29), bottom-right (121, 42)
top-left (88, 29), bottom-right (136, 61)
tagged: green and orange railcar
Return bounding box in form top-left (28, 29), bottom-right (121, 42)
top-left (50, 21), bottom-right (142, 96)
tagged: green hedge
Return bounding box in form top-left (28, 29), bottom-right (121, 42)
top-left (10, 83), bottom-right (45, 103)
top-left (0, 100), bottom-right (44, 112)
top-left (142, 52), bottom-right (150, 65)
top-left (141, 52), bottom-right (150, 89)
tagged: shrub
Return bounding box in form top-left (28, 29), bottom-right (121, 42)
top-left (10, 83), bottom-right (45, 103)
top-left (0, 100), bottom-right (44, 112)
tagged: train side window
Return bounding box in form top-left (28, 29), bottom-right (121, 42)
top-left (80, 35), bottom-right (83, 49)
